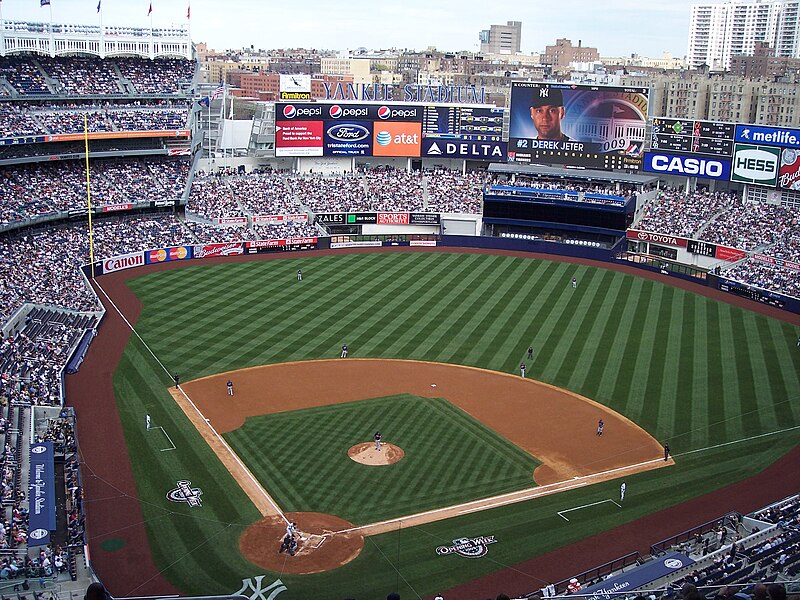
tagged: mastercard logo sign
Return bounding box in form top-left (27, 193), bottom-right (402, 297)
top-left (170, 246), bottom-right (189, 260)
top-left (149, 249), bottom-right (168, 262)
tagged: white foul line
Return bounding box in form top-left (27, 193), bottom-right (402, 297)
top-left (95, 280), bottom-right (289, 524)
top-left (148, 426), bottom-right (176, 451)
top-left (558, 498), bottom-right (620, 522)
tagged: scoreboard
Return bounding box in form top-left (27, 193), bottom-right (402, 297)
top-left (422, 106), bottom-right (504, 142)
top-left (651, 118), bottom-right (735, 157)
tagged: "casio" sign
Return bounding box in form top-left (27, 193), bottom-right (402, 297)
top-left (649, 155), bottom-right (724, 177)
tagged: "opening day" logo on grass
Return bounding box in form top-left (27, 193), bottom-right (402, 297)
top-left (435, 535), bottom-right (498, 558)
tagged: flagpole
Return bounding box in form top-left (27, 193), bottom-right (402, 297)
top-left (48, 2), bottom-right (54, 57)
top-left (98, 0), bottom-right (104, 59)
top-left (0, 0), bottom-right (5, 59)
top-left (84, 114), bottom-right (96, 280)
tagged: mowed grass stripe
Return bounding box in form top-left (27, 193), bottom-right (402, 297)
top-left (684, 296), bottom-right (709, 449)
top-left (729, 310), bottom-right (762, 437)
top-left (582, 275), bottom-right (636, 402)
top-left (555, 269), bottom-right (618, 390)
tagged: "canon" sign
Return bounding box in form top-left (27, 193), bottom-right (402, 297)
top-left (103, 252), bottom-right (144, 273)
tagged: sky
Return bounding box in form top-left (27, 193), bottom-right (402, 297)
top-left (0, 0), bottom-right (699, 59)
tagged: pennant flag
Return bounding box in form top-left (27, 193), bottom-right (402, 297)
top-left (187, 4), bottom-right (190, 19)
top-left (40, 0), bottom-right (50, 6)
top-left (198, 96), bottom-right (209, 108)
top-left (147, 2), bottom-right (152, 15)
top-left (97, 0), bottom-right (101, 12)
top-left (211, 84), bottom-right (224, 100)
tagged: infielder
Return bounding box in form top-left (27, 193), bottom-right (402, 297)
top-left (226, 380), bottom-right (234, 396)
top-left (596, 419), bottom-right (604, 436)
top-left (520, 362), bottom-right (526, 378)
top-left (341, 344), bottom-right (348, 358)
top-left (620, 481), bottom-right (626, 502)
top-left (374, 431), bottom-right (382, 451)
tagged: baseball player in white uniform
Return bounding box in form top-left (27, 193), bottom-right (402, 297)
top-left (620, 481), bottom-right (626, 502)
top-left (374, 431), bottom-right (382, 451)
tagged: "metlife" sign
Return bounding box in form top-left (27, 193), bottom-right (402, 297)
top-left (734, 124), bottom-right (800, 149)
top-left (730, 144), bottom-right (780, 186)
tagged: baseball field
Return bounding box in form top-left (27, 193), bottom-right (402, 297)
top-left (69, 249), bottom-right (800, 600)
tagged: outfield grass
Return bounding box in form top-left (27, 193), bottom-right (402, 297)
top-left (111, 252), bottom-right (800, 599)
top-left (225, 394), bottom-right (541, 524)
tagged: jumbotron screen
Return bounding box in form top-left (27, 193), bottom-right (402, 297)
top-left (508, 82), bottom-right (649, 170)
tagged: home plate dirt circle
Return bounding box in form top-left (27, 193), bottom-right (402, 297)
top-left (348, 442), bottom-right (405, 465)
top-left (239, 512), bottom-right (364, 574)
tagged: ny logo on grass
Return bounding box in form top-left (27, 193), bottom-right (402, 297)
top-left (234, 576), bottom-right (287, 600)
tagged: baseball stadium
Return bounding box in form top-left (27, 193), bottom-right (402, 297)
top-left (0, 11), bottom-right (799, 600)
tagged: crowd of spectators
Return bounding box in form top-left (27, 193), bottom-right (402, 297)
top-left (365, 167), bottom-right (424, 211)
top-left (636, 189), bottom-right (738, 238)
top-left (723, 260), bottom-right (800, 299)
top-left (0, 55), bottom-right (195, 97)
top-left (288, 173), bottom-right (369, 212)
top-left (0, 157), bottom-right (190, 225)
top-left (1, 102), bottom-right (190, 137)
top-left (426, 169), bottom-right (484, 214)
top-left (226, 169), bottom-right (300, 215)
top-left (700, 201), bottom-right (797, 251)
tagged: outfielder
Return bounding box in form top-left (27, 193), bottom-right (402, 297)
top-left (520, 362), bottom-right (526, 378)
top-left (297, 269), bottom-right (302, 281)
top-left (596, 419), bottom-right (604, 436)
top-left (341, 344), bottom-right (348, 358)
top-left (145, 414), bottom-right (150, 430)
top-left (572, 277), bottom-right (577, 289)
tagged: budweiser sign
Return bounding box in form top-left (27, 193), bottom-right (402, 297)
top-left (779, 148), bottom-right (800, 190)
top-left (626, 229), bottom-right (687, 248)
top-left (103, 251), bottom-right (144, 273)
top-left (194, 243), bottom-right (244, 258)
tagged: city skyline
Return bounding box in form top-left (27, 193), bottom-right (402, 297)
top-left (0, 0), bottom-right (700, 59)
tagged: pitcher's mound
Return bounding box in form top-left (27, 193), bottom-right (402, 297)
top-left (239, 512), bottom-right (364, 574)
top-left (348, 442), bottom-right (405, 465)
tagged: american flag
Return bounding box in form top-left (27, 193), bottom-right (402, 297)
top-left (211, 85), bottom-right (224, 100)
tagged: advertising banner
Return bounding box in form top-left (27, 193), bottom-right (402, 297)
top-left (28, 442), bottom-right (55, 547)
top-left (735, 124), bottom-right (800, 149)
top-left (102, 251), bottom-right (145, 274)
top-left (324, 120), bottom-right (373, 156)
top-left (626, 229), bottom-right (688, 248)
top-left (100, 203), bottom-right (134, 213)
top-left (714, 245), bottom-right (746, 261)
top-left (0, 135), bottom-right (47, 145)
top-left (331, 240), bottom-right (384, 248)
top-left (194, 243), bottom-right (244, 258)
top-left (410, 240), bottom-right (438, 246)
top-left (280, 74), bottom-right (311, 101)
top-left (145, 245), bottom-right (193, 264)
top-left (581, 552), bottom-right (694, 600)
top-left (275, 121), bottom-right (324, 157)
top-left (508, 82), bottom-right (649, 170)
top-left (643, 151), bottom-right (731, 180)
top-left (410, 213), bottom-right (441, 225)
top-left (731, 144), bottom-right (780, 186)
top-left (421, 138), bottom-right (507, 160)
top-left (46, 130), bottom-right (189, 142)
top-left (372, 121), bottom-right (422, 157)
top-left (216, 216), bottom-right (248, 225)
top-left (377, 212), bottom-right (410, 225)
top-left (779, 148), bottom-right (800, 190)
top-left (753, 253), bottom-right (800, 272)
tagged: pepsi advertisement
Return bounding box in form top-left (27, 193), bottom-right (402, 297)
top-left (508, 82), bottom-right (649, 170)
top-left (324, 120), bottom-right (373, 156)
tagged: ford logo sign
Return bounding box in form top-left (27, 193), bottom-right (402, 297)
top-left (327, 123), bottom-right (369, 142)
